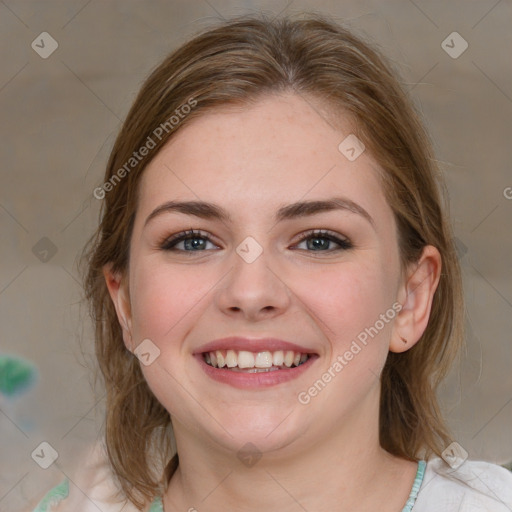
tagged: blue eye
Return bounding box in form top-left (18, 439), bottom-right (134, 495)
top-left (293, 230), bottom-right (352, 252)
top-left (160, 230), bottom-right (217, 252)
top-left (160, 229), bottom-right (352, 254)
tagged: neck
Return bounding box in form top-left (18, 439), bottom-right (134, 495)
top-left (163, 387), bottom-right (417, 512)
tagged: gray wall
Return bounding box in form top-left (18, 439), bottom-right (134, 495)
top-left (0, 1), bottom-right (511, 510)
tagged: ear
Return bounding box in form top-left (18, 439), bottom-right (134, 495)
top-left (103, 263), bottom-right (133, 352)
top-left (390, 245), bottom-right (441, 353)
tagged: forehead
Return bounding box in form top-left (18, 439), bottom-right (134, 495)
top-left (136, 93), bottom-right (390, 226)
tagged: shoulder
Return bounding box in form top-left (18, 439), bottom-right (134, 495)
top-left (29, 442), bottom-right (150, 512)
top-left (31, 480), bottom-right (69, 512)
top-left (413, 456), bottom-right (512, 511)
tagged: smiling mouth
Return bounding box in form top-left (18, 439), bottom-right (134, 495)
top-left (203, 349), bottom-right (311, 372)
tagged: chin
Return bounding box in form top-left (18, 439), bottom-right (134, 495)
top-left (208, 409), bottom-right (308, 456)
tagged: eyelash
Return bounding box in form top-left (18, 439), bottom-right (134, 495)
top-left (159, 229), bottom-right (353, 254)
top-left (294, 230), bottom-right (353, 251)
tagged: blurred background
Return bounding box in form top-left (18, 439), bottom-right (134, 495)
top-left (0, 1), bottom-right (511, 510)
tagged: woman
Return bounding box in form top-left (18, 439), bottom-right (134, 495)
top-left (33, 13), bottom-right (512, 512)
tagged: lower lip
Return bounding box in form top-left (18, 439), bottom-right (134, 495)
top-left (194, 354), bottom-right (318, 389)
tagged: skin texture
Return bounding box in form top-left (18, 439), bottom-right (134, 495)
top-left (104, 93), bottom-right (441, 512)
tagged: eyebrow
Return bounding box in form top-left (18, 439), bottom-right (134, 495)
top-left (144, 196), bottom-right (374, 228)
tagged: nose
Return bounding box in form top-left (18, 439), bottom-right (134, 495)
top-left (214, 247), bottom-right (292, 321)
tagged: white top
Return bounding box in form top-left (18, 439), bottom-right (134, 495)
top-left (31, 443), bottom-right (512, 512)
top-left (413, 456), bottom-right (512, 511)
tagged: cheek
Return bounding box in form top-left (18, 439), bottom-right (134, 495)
top-left (298, 259), bottom-right (393, 330)
top-left (129, 259), bottom-right (210, 350)
top-left (284, 258), bottom-right (397, 414)
top-left (128, 260), bottom-right (212, 417)
top-left (292, 258), bottom-right (396, 371)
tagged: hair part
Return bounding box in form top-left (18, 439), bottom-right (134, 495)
top-left (81, 12), bottom-right (464, 509)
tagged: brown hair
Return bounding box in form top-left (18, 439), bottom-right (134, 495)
top-left (80, 12), bottom-right (464, 509)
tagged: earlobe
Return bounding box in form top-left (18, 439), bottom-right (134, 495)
top-left (102, 264), bottom-right (133, 351)
top-left (390, 245), bottom-right (442, 353)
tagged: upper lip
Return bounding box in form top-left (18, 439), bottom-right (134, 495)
top-left (194, 337), bottom-right (317, 355)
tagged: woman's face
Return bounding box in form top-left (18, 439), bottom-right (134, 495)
top-left (115, 93), bottom-right (407, 455)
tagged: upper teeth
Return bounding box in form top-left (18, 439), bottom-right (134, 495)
top-left (204, 350), bottom-right (308, 369)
